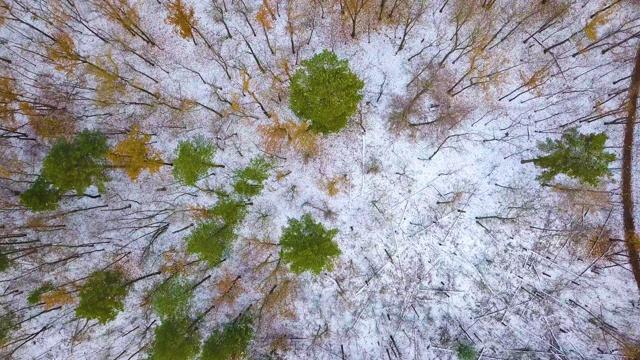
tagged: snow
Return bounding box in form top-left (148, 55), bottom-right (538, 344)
top-left (1, 0), bottom-right (640, 359)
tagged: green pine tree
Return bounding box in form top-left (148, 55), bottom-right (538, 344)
top-left (27, 282), bottom-right (54, 305)
top-left (522, 128), bottom-right (616, 186)
top-left (456, 343), bottom-right (477, 360)
top-left (19, 177), bottom-right (62, 211)
top-left (289, 50), bottom-right (364, 134)
top-left (147, 317), bottom-right (201, 360)
top-left (41, 130), bottom-right (110, 194)
top-left (0, 313), bottom-right (17, 347)
top-left (185, 219), bottom-right (234, 267)
top-left (152, 277), bottom-right (193, 320)
top-left (208, 194), bottom-right (249, 227)
top-left (232, 157), bottom-right (271, 198)
top-left (75, 270), bottom-right (127, 324)
top-left (172, 137), bottom-right (221, 186)
top-left (0, 253), bottom-right (12, 273)
top-left (201, 316), bottom-right (254, 360)
top-left (279, 214), bottom-right (341, 275)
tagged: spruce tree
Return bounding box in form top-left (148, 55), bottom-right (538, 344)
top-left (279, 214), bottom-right (341, 275)
top-left (201, 316), bottom-right (254, 360)
top-left (75, 270), bottom-right (127, 324)
top-left (172, 137), bottom-right (221, 186)
top-left (289, 50), bottom-right (364, 134)
top-left (522, 128), bottom-right (616, 186)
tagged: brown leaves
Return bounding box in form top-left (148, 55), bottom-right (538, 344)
top-left (258, 115), bottom-right (319, 159)
top-left (166, 0), bottom-right (198, 40)
top-left (0, 76), bottom-right (18, 124)
top-left (256, 3), bottom-right (274, 30)
top-left (41, 290), bottom-right (74, 309)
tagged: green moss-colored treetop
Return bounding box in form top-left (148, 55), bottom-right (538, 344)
top-left (172, 137), bottom-right (222, 186)
top-left (151, 277), bottom-right (194, 320)
top-left (19, 177), bottom-right (62, 211)
top-left (522, 128), bottom-right (616, 186)
top-left (201, 316), bottom-right (254, 360)
top-left (148, 317), bottom-right (201, 360)
top-left (233, 157), bottom-right (271, 197)
top-left (289, 50), bottom-right (364, 134)
top-left (279, 214), bottom-right (341, 275)
top-left (75, 270), bottom-right (127, 324)
top-left (41, 129), bottom-right (110, 194)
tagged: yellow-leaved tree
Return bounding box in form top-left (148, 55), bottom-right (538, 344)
top-left (166, 0), bottom-right (198, 41)
top-left (106, 126), bottom-right (164, 180)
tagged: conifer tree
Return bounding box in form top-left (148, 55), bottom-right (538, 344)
top-left (40, 130), bottom-right (110, 194)
top-left (172, 137), bottom-right (221, 186)
top-left (106, 126), bottom-right (164, 181)
top-left (233, 157), bottom-right (271, 197)
top-left (279, 214), bottom-right (341, 275)
top-left (456, 343), bottom-right (477, 360)
top-left (152, 277), bottom-right (193, 320)
top-left (148, 317), bottom-right (201, 360)
top-left (0, 313), bottom-right (16, 347)
top-left (201, 316), bottom-right (254, 360)
top-left (521, 128), bottom-right (616, 186)
top-left (185, 219), bottom-right (234, 267)
top-left (75, 270), bottom-right (127, 324)
top-left (19, 177), bottom-right (62, 211)
top-left (289, 50), bottom-right (364, 134)
top-left (0, 253), bottom-right (12, 273)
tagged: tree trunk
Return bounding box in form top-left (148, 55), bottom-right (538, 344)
top-left (621, 42), bottom-right (640, 293)
top-left (125, 271), bottom-right (162, 287)
top-left (520, 159), bottom-right (537, 164)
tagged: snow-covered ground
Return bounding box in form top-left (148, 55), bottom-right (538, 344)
top-left (1, 0), bottom-right (640, 359)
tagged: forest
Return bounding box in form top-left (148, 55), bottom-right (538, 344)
top-left (1, 0), bottom-right (640, 359)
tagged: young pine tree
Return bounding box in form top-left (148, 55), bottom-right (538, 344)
top-left (148, 317), bottom-right (201, 360)
top-left (289, 50), bottom-right (364, 134)
top-left (75, 270), bottom-right (127, 324)
top-left (185, 220), bottom-right (234, 267)
top-left (0, 253), bottom-right (12, 273)
top-left (456, 343), bottom-right (477, 360)
top-left (19, 177), bottom-right (62, 211)
top-left (151, 277), bottom-right (193, 320)
top-left (172, 137), bottom-right (222, 186)
top-left (233, 157), bottom-right (272, 197)
top-left (522, 128), bottom-right (616, 186)
top-left (27, 282), bottom-right (54, 305)
top-left (40, 129), bottom-right (110, 194)
top-left (201, 316), bottom-right (254, 360)
top-left (279, 214), bottom-right (341, 275)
